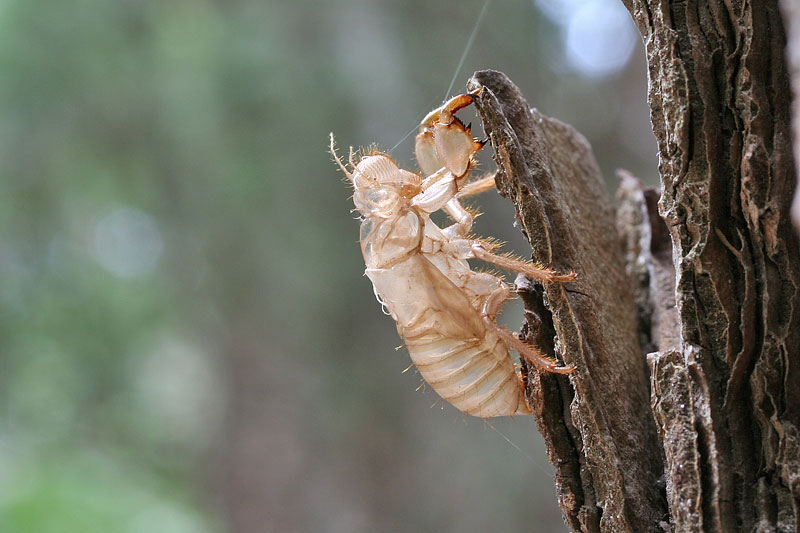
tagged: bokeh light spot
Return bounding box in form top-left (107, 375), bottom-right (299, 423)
top-left (535, 0), bottom-right (638, 78)
top-left (566, 1), bottom-right (637, 77)
top-left (91, 207), bottom-right (164, 279)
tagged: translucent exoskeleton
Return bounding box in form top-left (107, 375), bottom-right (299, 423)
top-left (331, 90), bottom-right (575, 417)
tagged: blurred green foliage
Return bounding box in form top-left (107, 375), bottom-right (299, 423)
top-left (0, 0), bottom-right (655, 531)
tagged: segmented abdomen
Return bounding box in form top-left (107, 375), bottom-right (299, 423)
top-left (365, 254), bottom-right (529, 418)
top-left (402, 319), bottom-right (529, 417)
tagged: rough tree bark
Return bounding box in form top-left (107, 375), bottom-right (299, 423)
top-left (468, 1), bottom-right (800, 529)
top-left (782, 0), bottom-right (800, 230)
top-left (624, 2), bottom-right (800, 531)
top-left (469, 72), bottom-right (668, 531)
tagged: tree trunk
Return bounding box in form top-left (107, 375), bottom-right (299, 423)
top-left (467, 1), bottom-right (800, 530)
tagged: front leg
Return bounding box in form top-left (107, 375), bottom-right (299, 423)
top-left (415, 91), bottom-right (485, 179)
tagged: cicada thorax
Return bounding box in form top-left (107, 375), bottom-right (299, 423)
top-left (360, 201), bottom-right (531, 417)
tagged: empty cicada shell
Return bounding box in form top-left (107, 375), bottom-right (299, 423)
top-left (331, 90), bottom-right (575, 417)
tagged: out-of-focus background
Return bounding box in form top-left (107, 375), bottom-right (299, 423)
top-left (0, 0), bottom-right (657, 531)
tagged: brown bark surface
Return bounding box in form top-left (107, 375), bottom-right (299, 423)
top-left (780, 0), bottom-right (800, 230)
top-left (469, 71), bottom-right (668, 532)
top-left (470, 0), bottom-right (800, 522)
top-left (622, 1), bottom-right (800, 531)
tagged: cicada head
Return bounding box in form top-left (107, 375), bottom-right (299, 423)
top-left (351, 154), bottom-right (421, 218)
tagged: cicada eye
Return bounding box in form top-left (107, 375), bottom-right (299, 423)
top-left (353, 187), bottom-right (401, 217)
top-left (352, 172), bottom-right (377, 189)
